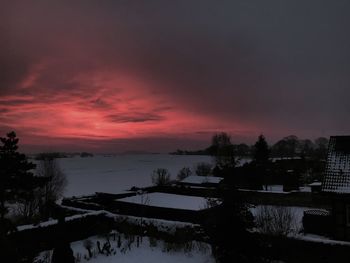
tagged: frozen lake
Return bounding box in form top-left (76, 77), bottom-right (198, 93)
top-left (56, 154), bottom-right (212, 197)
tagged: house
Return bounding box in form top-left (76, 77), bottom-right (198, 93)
top-left (322, 136), bottom-right (350, 240)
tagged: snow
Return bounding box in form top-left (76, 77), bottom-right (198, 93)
top-left (16, 210), bottom-right (201, 236)
top-left (296, 234), bottom-right (350, 246)
top-left (117, 192), bottom-right (213, 211)
top-left (53, 155), bottom-right (212, 197)
top-left (264, 185), bottom-right (284, 192)
top-left (238, 185), bottom-right (311, 194)
top-left (180, 175), bottom-right (223, 184)
top-left (16, 211), bottom-right (113, 232)
top-left (238, 188), bottom-right (289, 194)
top-left (236, 157), bottom-right (252, 166)
top-left (308, 182), bottom-right (322, 187)
top-left (36, 233), bottom-right (214, 263)
top-left (71, 235), bottom-right (214, 263)
top-left (183, 185), bottom-right (216, 189)
top-left (17, 219), bottom-right (59, 232)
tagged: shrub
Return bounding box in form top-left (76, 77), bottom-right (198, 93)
top-left (255, 206), bottom-right (297, 236)
top-left (195, 163), bottom-right (212, 177)
top-left (151, 168), bottom-right (171, 186)
top-left (177, 167), bottom-right (192, 181)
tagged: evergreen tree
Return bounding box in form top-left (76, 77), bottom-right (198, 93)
top-left (253, 135), bottom-right (269, 165)
top-left (204, 176), bottom-right (263, 262)
top-left (0, 132), bottom-right (40, 262)
top-left (0, 131), bottom-right (36, 220)
top-left (253, 135), bottom-right (270, 190)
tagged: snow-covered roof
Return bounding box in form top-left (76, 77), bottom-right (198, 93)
top-left (322, 136), bottom-right (350, 194)
top-left (117, 192), bottom-right (216, 211)
top-left (180, 176), bottom-right (223, 185)
top-left (308, 182), bottom-right (322, 187)
top-left (304, 209), bottom-right (330, 216)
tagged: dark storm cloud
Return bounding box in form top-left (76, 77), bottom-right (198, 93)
top-left (1, 0), bottom-right (350, 151)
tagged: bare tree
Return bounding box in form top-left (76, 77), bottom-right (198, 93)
top-left (36, 157), bottom-right (67, 214)
top-left (15, 193), bottom-right (41, 220)
top-left (138, 190), bottom-right (150, 229)
top-left (195, 163), bottom-right (212, 177)
top-left (177, 167), bottom-right (192, 181)
top-left (209, 132), bottom-right (236, 169)
top-left (83, 239), bottom-right (94, 258)
top-left (151, 168), bottom-right (171, 186)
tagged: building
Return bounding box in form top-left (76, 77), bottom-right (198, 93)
top-left (322, 136), bottom-right (350, 240)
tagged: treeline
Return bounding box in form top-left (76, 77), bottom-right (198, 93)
top-left (170, 133), bottom-right (327, 190)
top-left (35, 151), bottom-right (94, 160)
top-left (171, 135), bottom-right (329, 160)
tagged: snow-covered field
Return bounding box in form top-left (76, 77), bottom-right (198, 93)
top-left (118, 192), bottom-right (212, 211)
top-left (54, 155), bottom-right (211, 197)
top-left (36, 233), bottom-right (215, 263)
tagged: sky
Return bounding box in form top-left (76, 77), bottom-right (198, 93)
top-left (1, 0), bottom-right (350, 153)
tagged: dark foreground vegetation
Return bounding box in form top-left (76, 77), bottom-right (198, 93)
top-left (0, 132), bottom-right (68, 262)
top-left (0, 130), bottom-right (346, 263)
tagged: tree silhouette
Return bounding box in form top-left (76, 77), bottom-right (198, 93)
top-left (272, 135), bottom-right (299, 157)
top-left (253, 135), bottom-right (270, 190)
top-left (209, 132), bottom-right (236, 170)
top-left (253, 135), bottom-right (269, 165)
top-left (298, 139), bottom-right (315, 158)
top-left (0, 131), bottom-right (37, 220)
top-left (314, 137), bottom-right (329, 160)
top-left (195, 162), bottom-right (212, 177)
top-left (177, 167), bottom-right (192, 181)
top-left (36, 156), bottom-right (67, 218)
top-left (0, 132), bottom-right (41, 262)
top-left (151, 168), bottom-right (171, 186)
top-left (204, 176), bottom-right (261, 262)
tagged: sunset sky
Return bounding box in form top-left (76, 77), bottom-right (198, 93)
top-left (1, 1), bottom-right (350, 153)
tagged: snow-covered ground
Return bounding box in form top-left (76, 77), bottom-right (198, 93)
top-left (53, 155), bottom-right (211, 197)
top-left (180, 176), bottom-right (223, 185)
top-left (36, 233), bottom-right (215, 263)
top-left (118, 192), bottom-right (213, 211)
